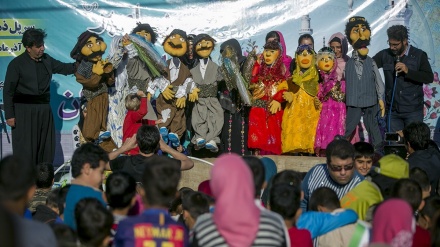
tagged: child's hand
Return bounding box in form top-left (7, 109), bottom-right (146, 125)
top-left (137, 90), bottom-right (147, 97)
top-left (176, 145), bottom-right (183, 153)
top-left (156, 119), bottom-right (164, 124)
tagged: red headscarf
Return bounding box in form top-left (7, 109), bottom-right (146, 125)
top-left (210, 154), bottom-right (260, 247)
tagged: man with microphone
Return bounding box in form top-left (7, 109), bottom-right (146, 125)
top-left (373, 25), bottom-right (433, 132)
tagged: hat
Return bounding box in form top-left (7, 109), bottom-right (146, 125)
top-left (70, 31), bottom-right (100, 61)
top-left (170, 29), bottom-right (187, 40)
top-left (193, 33), bottom-right (216, 46)
top-left (374, 154), bottom-right (409, 179)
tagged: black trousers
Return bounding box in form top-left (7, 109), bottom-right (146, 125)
top-left (345, 104), bottom-right (383, 148)
top-left (12, 103), bottom-right (55, 166)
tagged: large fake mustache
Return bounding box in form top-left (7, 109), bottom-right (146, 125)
top-left (87, 51), bottom-right (104, 60)
top-left (196, 46), bottom-right (212, 51)
top-left (168, 42), bottom-right (183, 49)
top-left (352, 39), bottom-right (370, 50)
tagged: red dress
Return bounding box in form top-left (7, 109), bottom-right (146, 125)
top-left (248, 58), bottom-right (287, 154)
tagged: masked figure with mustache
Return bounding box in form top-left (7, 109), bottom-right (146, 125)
top-left (188, 34), bottom-right (223, 153)
top-left (70, 31), bottom-right (116, 151)
top-left (343, 17), bottom-right (384, 150)
top-left (148, 29), bottom-right (194, 149)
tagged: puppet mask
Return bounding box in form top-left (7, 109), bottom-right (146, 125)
top-left (297, 49), bottom-right (314, 69)
top-left (263, 48), bottom-right (280, 65)
top-left (317, 47), bottom-right (335, 73)
top-left (195, 39), bottom-right (214, 58)
top-left (164, 34), bottom-right (188, 57)
top-left (80, 36), bottom-right (107, 62)
top-left (135, 30), bottom-right (152, 42)
top-left (350, 23), bottom-right (370, 56)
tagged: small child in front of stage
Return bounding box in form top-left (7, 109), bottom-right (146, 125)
top-left (123, 90), bottom-right (162, 155)
top-left (105, 171), bottom-right (137, 245)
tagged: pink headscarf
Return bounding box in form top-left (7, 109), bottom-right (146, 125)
top-left (210, 154), bottom-right (260, 247)
top-left (276, 31), bottom-right (293, 78)
top-left (372, 199), bottom-right (415, 247)
top-left (328, 32), bottom-right (350, 81)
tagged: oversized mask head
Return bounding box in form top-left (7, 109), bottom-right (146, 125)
top-left (262, 40), bottom-right (281, 66)
top-left (345, 16), bottom-right (371, 56)
top-left (70, 31), bottom-right (107, 62)
top-left (193, 34), bottom-right (216, 59)
top-left (317, 47), bottom-right (336, 73)
top-left (163, 29), bottom-right (188, 57)
top-left (295, 44), bottom-right (315, 70)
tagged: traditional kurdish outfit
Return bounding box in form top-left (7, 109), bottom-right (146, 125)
top-left (314, 60), bottom-right (346, 151)
top-left (282, 54), bottom-right (320, 154)
top-left (248, 57), bottom-right (287, 155)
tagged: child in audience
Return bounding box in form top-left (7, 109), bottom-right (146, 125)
top-left (182, 191), bottom-right (209, 230)
top-left (29, 162), bottom-right (54, 212)
top-left (410, 167), bottom-right (431, 199)
top-left (353, 142), bottom-right (374, 177)
top-left (390, 178), bottom-right (430, 247)
top-left (309, 187), bottom-right (356, 247)
top-left (105, 171), bottom-right (137, 232)
top-left (418, 196), bottom-right (440, 230)
top-left (64, 143), bottom-right (108, 230)
top-left (270, 183), bottom-right (313, 247)
top-left (33, 187), bottom-right (63, 225)
top-left (75, 198), bottom-right (114, 247)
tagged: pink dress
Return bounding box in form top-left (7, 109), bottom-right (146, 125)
top-left (314, 62), bottom-right (346, 151)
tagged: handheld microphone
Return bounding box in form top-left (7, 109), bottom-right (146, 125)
top-left (395, 55), bottom-right (400, 76)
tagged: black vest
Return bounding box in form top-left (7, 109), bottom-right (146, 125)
top-left (381, 46), bottom-right (424, 113)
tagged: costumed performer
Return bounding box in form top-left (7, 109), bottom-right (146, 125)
top-left (148, 29), bottom-right (194, 149)
top-left (343, 16), bottom-right (385, 150)
top-left (265, 31), bottom-right (292, 78)
top-left (70, 31), bottom-right (116, 151)
top-left (218, 38), bottom-right (253, 155)
top-left (248, 40), bottom-right (287, 155)
top-left (188, 34), bottom-right (224, 153)
top-left (314, 47), bottom-right (346, 156)
top-left (282, 44), bottom-right (320, 154)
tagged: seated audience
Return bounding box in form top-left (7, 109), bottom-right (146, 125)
top-left (114, 155), bottom-right (189, 246)
top-left (33, 187), bottom-right (63, 224)
top-left (75, 198), bottom-right (114, 247)
top-left (29, 162), bottom-right (54, 212)
top-left (270, 183), bottom-right (313, 247)
top-left (192, 154), bottom-right (287, 246)
top-left (403, 121), bottom-right (440, 195)
top-left (353, 142), bottom-right (374, 177)
top-left (301, 139), bottom-right (364, 211)
top-left (182, 191), bottom-right (210, 230)
top-left (418, 196), bottom-right (440, 230)
top-left (410, 167), bottom-right (432, 199)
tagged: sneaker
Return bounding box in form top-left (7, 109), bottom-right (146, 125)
top-left (99, 131), bottom-right (111, 140)
top-left (159, 127), bottom-right (169, 143)
top-left (168, 133), bottom-right (180, 147)
top-left (205, 140), bottom-right (219, 153)
top-left (196, 138), bottom-right (206, 148)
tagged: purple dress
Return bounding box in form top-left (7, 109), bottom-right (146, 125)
top-left (314, 62), bottom-right (346, 151)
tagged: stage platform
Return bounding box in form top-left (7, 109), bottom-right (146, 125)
top-left (179, 155), bottom-right (326, 190)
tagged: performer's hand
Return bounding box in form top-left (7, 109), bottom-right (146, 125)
top-left (162, 85), bottom-right (175, 100)
top-left (176, 97), bottom-right (186, 108)
top-left (189, 88), bottom-right (200, 102)
top-left (6, 118), bottom-right (15, 127)
top-left (92, 60), bottom-right (105, 75)
top-left (283, 92), bottom-right (294, 103)
top-left (122, 34), bottom-right (131, 46)
top-left (269, 100), bottom-right (281, 114)
top-left (252, 87), bottom-right (265, 100)
top-left (314, 97), bottom-right (322, 110)
top-left (395, 62), bottom-right (408, 74)
top-left (155, 119), bottom-right (164, 125)
top-left (379, 99), bottom-right (385, 117)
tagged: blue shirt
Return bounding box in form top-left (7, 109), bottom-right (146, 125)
top-left (64, 184), bottom-right (106, 230)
